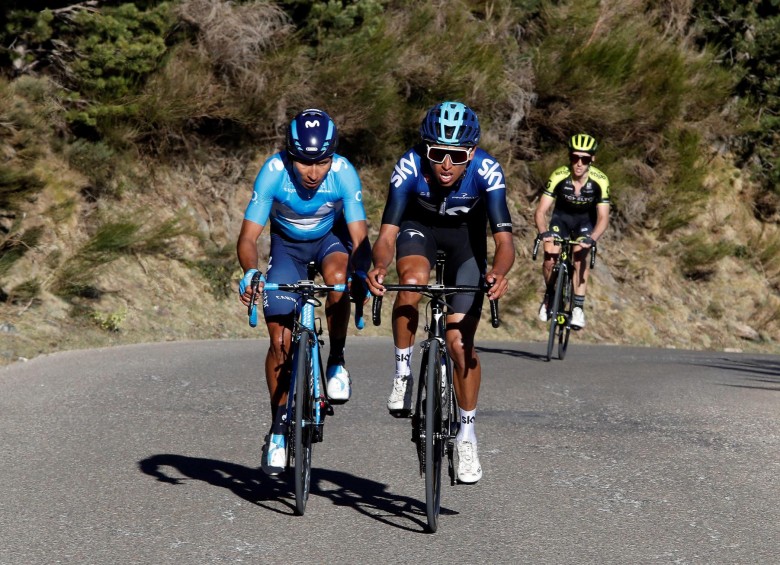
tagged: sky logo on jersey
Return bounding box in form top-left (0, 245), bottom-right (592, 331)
top-left (477, 158), bottom-right (506, 192)
top-left (390, 154), bottom-right (418, 188)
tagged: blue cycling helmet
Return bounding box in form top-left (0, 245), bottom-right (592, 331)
top-left (286, 108), bottom-right (338, 163)
top-left (419, 101), bottom-right (480, 147)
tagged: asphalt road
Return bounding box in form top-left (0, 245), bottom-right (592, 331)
top-left (0, 337), bottom-right (778, 564)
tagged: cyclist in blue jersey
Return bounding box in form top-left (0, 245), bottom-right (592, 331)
top-left (366, 101), bottom-right (515, 484)
top-left (534, 133), bottom-right (610, 329)
top-left (237, 108), bottom-right (370, 475)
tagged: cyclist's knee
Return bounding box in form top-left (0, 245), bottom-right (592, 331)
top-left (322, 267), bottom-right (348, 286)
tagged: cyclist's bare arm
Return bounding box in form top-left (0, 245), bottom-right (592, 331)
top-left (591, 203), bottom-right (610, 244)
top-left (367, 223), bottom-right (400, 294)
top-left (236, 219), bottom-right (265, 306)
top-left (534, 194), bottom-right (555, 237)
top-left (346, 219), bottom-right (371, 276)
top-left (487, 230), bottom-right (514, 301)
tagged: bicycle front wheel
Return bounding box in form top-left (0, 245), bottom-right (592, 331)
top-left (558, 272), bottom-right (573, 360)
top-left (424, 339), bottom-right (444, 533)
top-left (547, 268), bottom-right (565, 361)
top-left (293, 331), bottom-right (313, 516)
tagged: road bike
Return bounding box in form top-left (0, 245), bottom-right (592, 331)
top-left (370, 251), bottom-right (499, 533)
top-left (247, 264), bottom-right (363, 515)
top-left (532, 234), bottom-right (597, 362)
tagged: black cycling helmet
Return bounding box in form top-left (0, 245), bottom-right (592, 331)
top-left (419, 101), bottom-right (480, 147)
top-left (568, 133), bottom-right (599, 155)
top-left (286, 108), bottom-right (338, 163)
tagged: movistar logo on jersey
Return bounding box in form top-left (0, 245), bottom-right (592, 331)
top-left (477, 158), bottom-right (506, 192)
top-left (391, 154), bottom-right (418, 188)
top-left (331, 156), bottom-right (348, 172)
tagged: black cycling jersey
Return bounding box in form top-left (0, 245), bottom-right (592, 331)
top-left (543, 164), bottom-right (610, 214)
top-left (382, 144), bottom-right (513, 234)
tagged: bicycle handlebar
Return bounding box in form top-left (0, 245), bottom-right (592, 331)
top-left (371, 283), bottom-right (500, 329)
top-left (247, 272), bottom-right (359, 328)
top-left (532, 234), bottom-right (598, 268)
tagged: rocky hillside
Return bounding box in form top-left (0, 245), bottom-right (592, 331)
top-left (2, 1), bottom-right (780, 364)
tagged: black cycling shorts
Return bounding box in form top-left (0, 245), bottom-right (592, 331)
top-left (549, 209), bottom-right (595, 241)
top-left (395, 220), bottom-right (487, 317)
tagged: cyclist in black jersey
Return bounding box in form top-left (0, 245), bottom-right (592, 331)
top-left (534, 133), bottom-right (610, 329)
top-left (366, 101), bottom-right (515, 484)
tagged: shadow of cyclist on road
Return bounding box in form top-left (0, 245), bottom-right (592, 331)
top-left (138, 454), bottom-right (451, 531)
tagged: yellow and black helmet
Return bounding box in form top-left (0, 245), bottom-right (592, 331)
top-left (568, 133), bottom-right (598, 154)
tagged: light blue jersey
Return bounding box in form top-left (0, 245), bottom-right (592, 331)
top-left (244, 152), bottom-right (366, 241)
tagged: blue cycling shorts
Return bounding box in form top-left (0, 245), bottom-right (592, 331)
top-left (263, 228), bottom-right (349, 319)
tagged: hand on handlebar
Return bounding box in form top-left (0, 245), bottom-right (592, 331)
top-left (239, 268), bottom-right (263, 307)
top-left (366, 267), bottom-right (388, 296)
top-left (349, 271), bottom-right (370, 305)
top-left (485, 271), bottom-right (509, 301)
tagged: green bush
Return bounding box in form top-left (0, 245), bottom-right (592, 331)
top-left (691, 1), bottom-right (780, 208)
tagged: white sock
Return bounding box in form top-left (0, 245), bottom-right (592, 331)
top-left (395, 346), bottom-right (413, 377)
top-left (457, 408), bottom-right (477, 444)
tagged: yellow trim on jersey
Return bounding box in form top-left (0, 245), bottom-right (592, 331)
top-left (543, 164), bottom-right (610, 203)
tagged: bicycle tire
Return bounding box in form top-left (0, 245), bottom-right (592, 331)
top-left (546, 266), bottom-right (564, 361)
top-left (424, 339), bottom-right (444, 533)
top-left (558, 267), bottom-right (572, 360)
top-left (293, 331), bottom-right (313, 516)
top-left (442, 349), bottom-right (458, 487)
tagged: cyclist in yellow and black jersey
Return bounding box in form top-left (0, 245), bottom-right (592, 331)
top-left (534, 133), bottom-right (610, 329)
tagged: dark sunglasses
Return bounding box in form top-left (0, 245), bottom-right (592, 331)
top-left (570, 154), bottom-right (593, 166)
top-left (426, 145), bottom-right (473, 165)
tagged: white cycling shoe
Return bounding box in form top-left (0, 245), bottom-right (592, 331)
top-left (455, 440), bottom-right (482, 484)
top-left (326, 363), bottom-right (352, 403)
top-left (261, 433), bottom-right (287, 476)
top-left (387, 374), bottom-right (413, 417)
top-left (570, 306), bottom-right (586, 329)
top-left (538, 300), bottom-right (549, 322)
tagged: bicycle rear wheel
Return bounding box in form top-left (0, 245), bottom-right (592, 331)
top-left (423, 339), bottom-right (444, 533)
top-left (293, 332), bottom-right (313, 516)
top-left (546, 268), bottom-right (564, 361)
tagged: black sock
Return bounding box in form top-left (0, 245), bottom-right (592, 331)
top-left (328, 337), bottom-right (346, 365)
top-left (271, 405), bottom-right (287, 435)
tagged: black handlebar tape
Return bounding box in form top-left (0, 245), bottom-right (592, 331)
top-left (532, 236), bottom-right (541, 261)
top-left (490, 298), bottom-right (500, 328)
top-left (372, 295), bottom-right (383, 326)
